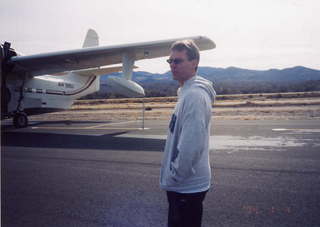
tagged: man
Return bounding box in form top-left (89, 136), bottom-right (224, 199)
top-left (160, 40), bottom-right (216, 227)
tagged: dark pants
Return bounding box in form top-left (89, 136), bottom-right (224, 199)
top-left (166, 190), bottom-right (208, 227)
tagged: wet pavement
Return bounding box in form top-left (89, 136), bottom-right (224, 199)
top-left (2, 119), bottom-right (320, 226)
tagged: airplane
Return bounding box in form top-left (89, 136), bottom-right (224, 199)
top-left (1, 29), bottom-right (215, 128)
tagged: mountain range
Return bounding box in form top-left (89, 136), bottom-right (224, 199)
top-left (95, 66), bottom-right (320, 97)
top-left (101, 66), bottom-right (320, 84)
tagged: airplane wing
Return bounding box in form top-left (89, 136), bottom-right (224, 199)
top-left (8, 36), bottom-right (215, 77)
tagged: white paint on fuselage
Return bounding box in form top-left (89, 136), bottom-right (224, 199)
top-left (7, 71), bottom-right (99, 112)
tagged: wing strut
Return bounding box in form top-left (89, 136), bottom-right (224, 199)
top-left (122, 52), bottom-right (135, 80)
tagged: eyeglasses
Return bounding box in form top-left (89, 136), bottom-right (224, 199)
top-left (166, 58), bottom-right (185, 65)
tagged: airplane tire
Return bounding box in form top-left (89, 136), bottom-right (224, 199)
top-left (13, 112), bottom-right (28, 128)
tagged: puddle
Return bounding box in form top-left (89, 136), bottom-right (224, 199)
top-left (272, 128), bottom-right (320, 133)
top-left (117, 134), bottom-right (317, 153)
top-left (210, 135), bottom-right (309, 153)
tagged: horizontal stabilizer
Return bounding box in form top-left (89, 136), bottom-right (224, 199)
top-left (74, 66), bottom-right (124, 76)
top-left (52, 66), bottom-right (138, 76)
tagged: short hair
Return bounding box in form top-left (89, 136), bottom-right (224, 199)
top-left (170, 39), bottom-right (200, 62)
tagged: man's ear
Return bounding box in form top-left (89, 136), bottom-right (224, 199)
top-left (192, 59), bottom-right (199, 71)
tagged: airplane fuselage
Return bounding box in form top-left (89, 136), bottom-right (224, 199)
top-left (4, 72), bottom-right (99, 117)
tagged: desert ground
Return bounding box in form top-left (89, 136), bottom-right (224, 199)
top-left (28, 91), bottom-right (320, 122)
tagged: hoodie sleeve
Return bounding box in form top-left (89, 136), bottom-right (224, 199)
top-left (169, 89), bottom-right (210, 182)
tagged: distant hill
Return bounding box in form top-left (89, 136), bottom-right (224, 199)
top-left (83, 66), bottom-right (320, 98)
top-left (198, 66), bottom-right (320, 82)
top-left (101, 66), bottom-right (320, 84)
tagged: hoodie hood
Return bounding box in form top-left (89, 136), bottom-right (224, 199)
top-left (181, 75), bottom-right (216, 101)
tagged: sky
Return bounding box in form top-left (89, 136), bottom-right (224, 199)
top-left (1, 0), bottom-right (319, 73)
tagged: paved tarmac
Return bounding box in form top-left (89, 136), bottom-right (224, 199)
top-left (2, 119), bottom-right (320, 227)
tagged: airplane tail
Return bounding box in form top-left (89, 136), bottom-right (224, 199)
top-left (62, 29), bottom-right (143, 100)
top-left (66, 67), bottom-right (123, 99)
top-left (66, 29), bottom-right (102, 99)
top-left (82, 29), bottom-right (99, 48)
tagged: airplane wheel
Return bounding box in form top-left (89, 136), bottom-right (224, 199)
top-left (13, 112), bottom-right (28, 128)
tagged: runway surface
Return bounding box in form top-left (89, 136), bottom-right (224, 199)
top-left (2, 119), bottom-right (320, 227)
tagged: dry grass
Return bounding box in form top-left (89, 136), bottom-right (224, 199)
top-left (74, 91), bottom-right (320, 105)
top-left (28, 91), bottom-right (320, 122)
top-left (29, 105), bottom-right (320, 122)
top-left (72, 91), bottom-right (320, 110)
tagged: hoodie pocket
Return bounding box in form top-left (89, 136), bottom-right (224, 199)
top-left (166, 174), bottom-right (178, 186)
top-left (169, 114), bottom-right (177, 133)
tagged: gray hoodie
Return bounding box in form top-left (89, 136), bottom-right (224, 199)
top-left (160, 75), bottom-right (216, 193)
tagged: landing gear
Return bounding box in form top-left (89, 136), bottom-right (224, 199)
top-left (2, 42), bottom-right (28, 128)
top-left (13, 112), bottom-right (28, 128)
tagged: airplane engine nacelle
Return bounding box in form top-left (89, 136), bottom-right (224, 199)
top-left (107, 76), bottom-right (145, 98)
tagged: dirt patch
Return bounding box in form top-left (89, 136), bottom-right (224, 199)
top-left (29, 104), bottom-right (320, 122)
top-left (28, 92), bottom-right (320, 122)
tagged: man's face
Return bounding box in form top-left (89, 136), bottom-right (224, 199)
top-left (168, 50), bottom-right (198, 83)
